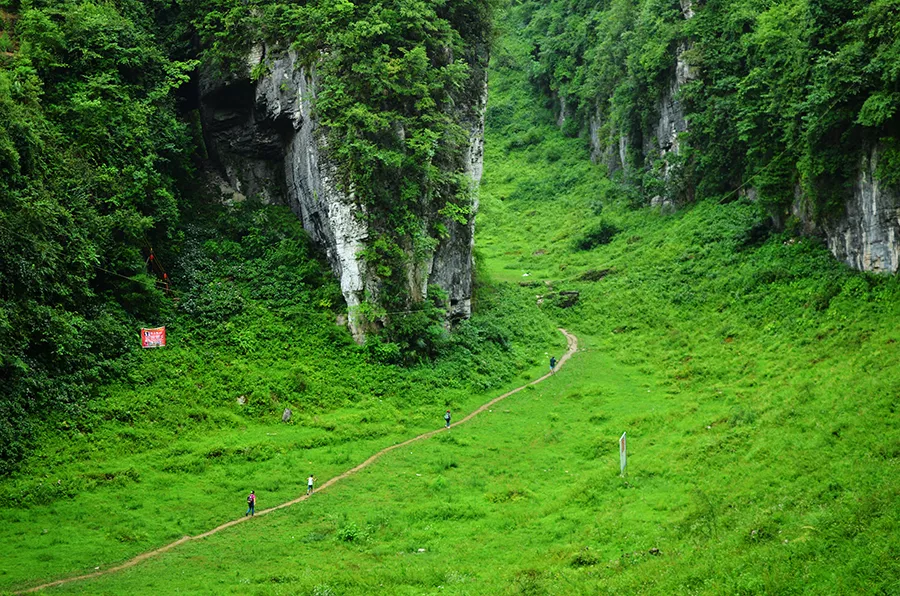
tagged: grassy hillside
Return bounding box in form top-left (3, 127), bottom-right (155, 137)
top-left (0, 0), bottom-right (494, 475)
top-left (4, 6), bottom-right (900, 596)
top-left (0, 201), bottom-right (562, 592)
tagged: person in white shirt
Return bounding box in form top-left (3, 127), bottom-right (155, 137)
top-left (307, 474), bottom-right (315, 495)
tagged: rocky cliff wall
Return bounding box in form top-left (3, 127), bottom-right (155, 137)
top-left (588, 105), bottom-right (629, 176)
top-left (549, 0), bottom-right (900, 276)
top-left (823, 146), bottom-right (900, 273)
top-left (199, 46), bottom-right (487, 340)
top-left (587, 1), bottom-right (695, 195)
top-left (627, 0), bottom-right (900, 275)
top-left (429, 81), bottom-right (487, 322)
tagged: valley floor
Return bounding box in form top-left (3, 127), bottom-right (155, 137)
top-left (4, 5), bottom-right (900, 594)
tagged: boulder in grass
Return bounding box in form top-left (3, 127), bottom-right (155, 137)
top-left (558, 291), bottom-right (580, 308)
top-left (282, 408), bottom-right (292, 423)
top-left (577, 268), bottom-right (614, 282)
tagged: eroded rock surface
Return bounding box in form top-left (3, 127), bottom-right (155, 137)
top-left (824, 146), bottom-right (900, 273)
top-left (588, 6), bottom-right (695, 189)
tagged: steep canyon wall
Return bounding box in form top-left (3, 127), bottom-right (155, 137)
top-left (199, 47), bottom-right (487, 340)
top-left (823, 146), bottom-right (900, 274)
top-left (552, 0), bottom-right (899, 274)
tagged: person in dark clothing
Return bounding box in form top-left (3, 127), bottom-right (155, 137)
top-left (245, 490), bottom-right (256, 516)
top-left (550, 356), bottom-right (557, 374)
top-left (444, 410), bottom-right (451, 428)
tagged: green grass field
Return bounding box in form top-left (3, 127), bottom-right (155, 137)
top-left (0, 204), bottom-right (562, 593)
top-left (3, 9), bottom-right (900, 596)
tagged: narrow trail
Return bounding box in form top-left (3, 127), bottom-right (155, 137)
top-left (19, 329), bottom-right (578, 594)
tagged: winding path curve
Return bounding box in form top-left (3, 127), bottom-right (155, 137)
top-left (19, 329), bottom-right (578, 594)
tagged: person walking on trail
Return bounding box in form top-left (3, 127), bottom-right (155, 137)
top-left (307, 474), bottom-right (315, 495)
top-left (444, 410), bottom-right (452, 428)
top-left (245, 490), bottom-right (256, 516)
top-left (550, 356), bottom-right (557, 374)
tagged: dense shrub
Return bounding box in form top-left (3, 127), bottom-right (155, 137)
top-left (0, 0), bottom-right (195, 474)
top-left (574, 221), bottom-right (622, 251)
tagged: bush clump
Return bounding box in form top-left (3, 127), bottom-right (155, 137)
top-left (574, 222), bottom-right (622, 251)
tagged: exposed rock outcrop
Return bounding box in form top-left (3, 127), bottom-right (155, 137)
top-left (588, 3), bottom-right (695, 191)
top-left (199, 45), bottom-right (487, 340)
top-left (589, 105), bottom-right (630, 176)
top-left (429, 81), bottom-right (487, 322)
top-left (645, 41), bottom-right (694, 159)
top-left (646, 39), bottom-right (696, 211)
top-left (823, 146), bottom-right (900, 273)
top-left (567, 0), bottom-right (899, 275)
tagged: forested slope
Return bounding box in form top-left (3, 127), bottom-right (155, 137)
top-left (0, 0), bottom-right (497, 473)
top-left (0, 0), bottom-right (196, 471)
top-left (518, 0), bottom-right (900, 263)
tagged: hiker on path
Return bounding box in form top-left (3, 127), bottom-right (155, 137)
top-left (550, 356), bottom-right (557, 374)
top-left (307, 474), bottom-right (315, 495)
top-left (444, 410), bottom-right (451, 428)
top-left (245, 490), bottom-right (256, 516)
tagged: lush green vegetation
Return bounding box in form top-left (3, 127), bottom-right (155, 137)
top-left (0, 199), bottom-right (561, 591)
top-left (2, 1), bottom-right (899, 594)
top-left (519, 0), bottom-right (900, 218)
top-left (0, 0), bottom-right (499, 474)
top-left (0, 0), bottom-right (196, 473)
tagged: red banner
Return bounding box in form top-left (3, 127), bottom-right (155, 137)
top-left (141, 327), bottom-right (166, 348)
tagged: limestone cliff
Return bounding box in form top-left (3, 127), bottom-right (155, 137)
top-left (823, 146), bottom-right (900, 274)
top-left (535, 0), bottom-right (900, 275)
top-left (199, 46), bottom-right (487, 340)
top-left (587, 0), bottom-right (695, 208)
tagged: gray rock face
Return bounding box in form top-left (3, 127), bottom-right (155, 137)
top-left (199, 46), bottom-right (487, 340)
top-left (647, 42), bottom-right (694, 158)
top-left (556, 94), bottom-right (569, 128)
top-left (582, 1), bottom-right (899, 275)
top-left (589, 106), bottom-right (630, 176)
top-left (824, 146), bottom-right (900, 273)
top-left (199, 46), bottom-right (291, 205)
top-left (588, 8), bottom-right (694, 184)
top-left (429, 81), bottom-right (486, 322)
top-left (645, 40), bottom-right (695, 209)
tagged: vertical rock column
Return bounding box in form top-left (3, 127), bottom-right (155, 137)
top-left (278, 58), bottom-right (375, 342)
top-left (427, 80), bottom-right (487, 322)
top-left (588, 0), bottom-right (696, 187)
